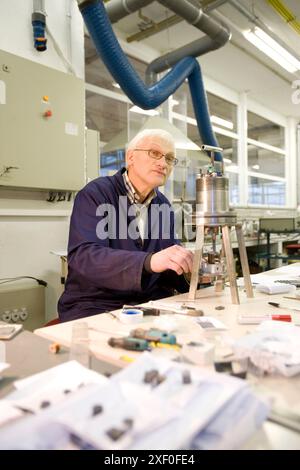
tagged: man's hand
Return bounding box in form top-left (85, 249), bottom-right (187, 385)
top-left (150, 245), bottom-right (194, 276)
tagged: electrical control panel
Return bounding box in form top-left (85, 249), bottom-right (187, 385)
top-left (0, 49), bottom-right (85, 190)
top-left (0, 282), bottom-right (45, 331)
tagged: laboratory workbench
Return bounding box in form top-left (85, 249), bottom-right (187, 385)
top-left (1, 265), bottom-right (300, 449)
top-left (33, 264), bottom-right (300, 449)
top-left (0, 331), bottom-right (119, 400)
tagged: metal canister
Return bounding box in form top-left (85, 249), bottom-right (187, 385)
top-left (194, 175), bottom-right (236, 226)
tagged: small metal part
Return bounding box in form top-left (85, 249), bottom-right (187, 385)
top-left (182, 370), bottom-right (192, 384)
top-left (106, 428), bottom-right (126, 441)
top-left (186, 308), bottom-right (204, 317)
top-left (215, 280), bottom-right (224, 292)
top-left (214, 361), bottom-right (232, 373)
top-left (92, 404), bottom-right (103, 417)
top-left (207, 252), bottom-right (215, 264)
top-left (215, 305), bottom-right (225, 310)
top-left (40, 400), bottom-right (51, 409)
top-left (123, 418), bottom-right (134, 429)
top-left (144, 369), bottom-right (159, 384)
top-left (144, 369), bottom-right (165, 386)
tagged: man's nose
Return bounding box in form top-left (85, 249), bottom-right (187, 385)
top-left (158, 155), bottom-right (168, 168)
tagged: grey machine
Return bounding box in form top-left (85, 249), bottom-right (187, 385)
top-left (188, 145), bottom-right (253, 304)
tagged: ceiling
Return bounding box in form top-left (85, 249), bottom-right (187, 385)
top-left (109, 0), bottom-right (300, 118)
top-left (84, 0), bottom-right (300, 149)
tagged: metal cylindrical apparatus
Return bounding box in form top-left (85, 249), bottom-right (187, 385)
top-left (194, 175), bottom-right (236, 226)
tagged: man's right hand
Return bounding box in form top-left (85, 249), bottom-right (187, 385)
top-left (150, 245), bottom-right (194, 276)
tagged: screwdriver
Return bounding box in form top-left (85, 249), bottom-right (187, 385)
top-left (108, 336), bottom-right (149, 351)
top-left (130, 328), bottom-right (177, 345)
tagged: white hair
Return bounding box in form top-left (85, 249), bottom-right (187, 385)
top-left (126, 128), bottom-right (175, 153)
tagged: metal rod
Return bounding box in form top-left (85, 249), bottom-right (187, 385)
top-left (188, 225), bottom-right (205, 300)
top-left (236, 224), bottom-right (254, 298)
top-left (222, 225), bottom-right (239, 304)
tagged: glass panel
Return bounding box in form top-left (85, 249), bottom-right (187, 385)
top-left (85, 36), bottom-right (147, 94)
top-left (248, 177), bottom-right (286, 206)
top-left (219, 136), bottom-right (238, 166)
top-left (100, 150), bottom-right (125, 177)
top-left (174, 86), bottom-right (238, 134)
top-left (186, 122), bottom-right (203, 147)
top-left (247, 111), bottom-right (285, 149)
top-left (248, 145), bottom-right (285, 178)
top-left (207, 92), bottom-right (238, 133)
top-left (227, 172), bottom-right (239, 205)
top-left (86, 92), bottom-right (128, 144)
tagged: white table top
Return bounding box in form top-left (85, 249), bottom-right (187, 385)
top-left (35, 263), bottom-right (300, 449)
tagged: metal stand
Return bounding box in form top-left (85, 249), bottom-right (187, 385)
top-left (188, 223), bottom-right (254, 304)
top-left (188, 144), bottom-right (253, 304)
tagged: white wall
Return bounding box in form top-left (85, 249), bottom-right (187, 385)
top-left (0, 0), bottom-right (84, 321)
top-left (0, 0), bottom-right (84, 78)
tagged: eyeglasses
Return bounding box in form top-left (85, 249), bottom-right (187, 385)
top-left (134, 148), bottom-right (178, 166)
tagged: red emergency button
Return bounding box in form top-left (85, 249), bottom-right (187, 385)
top-left (44, 110), bottom-right (52, 118)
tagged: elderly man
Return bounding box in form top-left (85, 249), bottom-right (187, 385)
top-left (58, 129), bottom-right (194, 322)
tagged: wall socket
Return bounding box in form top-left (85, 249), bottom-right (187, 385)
top-left (0, 283), bottom-right (45, 331)
top-left (3, 307), bottom-right (29, 323)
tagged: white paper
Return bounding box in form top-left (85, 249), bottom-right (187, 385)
top-left (196, 316), bottom-right (228, 331)
top-left (0, 401), bottom-right (23, 427)
top-left (50, 250), bottom-right (67, 257)
top-left (0, 354), bottom-right (269, 450)
top-left (276, 265), bottom-right (300, 276)
top-left (0, 362), bottom-right (9, 375)
top-left (65, 122), bottom-right (78, 136)
top-left (0, 80), bottom-right (6, 104)
top-left (9, 361), bottom-right (108, 414)
top-left (256, 283), bottom-right (296, 295)
top-left (14, 361), bottom-right (105, 390)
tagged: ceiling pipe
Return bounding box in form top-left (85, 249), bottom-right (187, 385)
top-left (146, 0), bottom-right (231, 83)
top-left (104, 0), bottom-right (154, 24)
top-left (77, 0), bottom-right (223, 162)
top-left (204, 0), bottom-right (230, 13)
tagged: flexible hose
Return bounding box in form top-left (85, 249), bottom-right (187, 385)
top-left (79, 0), bottom-right (222, 161)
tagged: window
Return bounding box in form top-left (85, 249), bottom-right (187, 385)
top-left (247, 110), bottom-right (286, 206)
top-left (247, 111), bottom-right (285, 149)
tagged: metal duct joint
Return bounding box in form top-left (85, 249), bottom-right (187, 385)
top-left (146, 0), bottom-right (230, 81)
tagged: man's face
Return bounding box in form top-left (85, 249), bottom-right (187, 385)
top-left (126, 137), bottom-right (175, 191)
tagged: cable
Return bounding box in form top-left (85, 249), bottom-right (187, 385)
top-left (0, 276), bottom-right (47, 287)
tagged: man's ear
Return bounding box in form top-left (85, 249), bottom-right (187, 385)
top-left (126, 149), bottom-right (134, 167)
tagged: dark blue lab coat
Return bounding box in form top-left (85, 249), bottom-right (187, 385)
top-left (58, 168), bottom-right (188, 321)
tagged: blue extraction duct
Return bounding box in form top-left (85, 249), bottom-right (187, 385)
top-left (77, 0), bottom-right (225, 163)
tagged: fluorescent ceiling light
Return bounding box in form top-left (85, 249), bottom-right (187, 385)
top-left (211, 115), bottom-right (233, 130)
top-left (129, 105), bottom-right (159, 117)
top-left (243, 27), bottom-right (300, 73)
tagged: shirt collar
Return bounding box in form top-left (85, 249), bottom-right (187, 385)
top-left (123, 170), bottom-right (156, 207)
